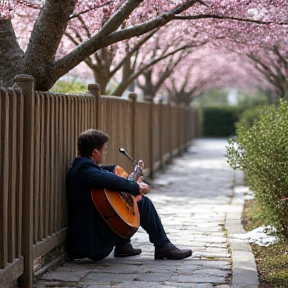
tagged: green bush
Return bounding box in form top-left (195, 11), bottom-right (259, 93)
top-left (235, 104), bottom-right (269, 132)
top-left (51, 80), bottom-right (87, 93)
top-left (202, 106), bottom-right (243, 137)
top-left (226, 100), bottom-right (288, 240)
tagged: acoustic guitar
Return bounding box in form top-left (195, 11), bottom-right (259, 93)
top-left (91, 165), bottom-right (140, 239)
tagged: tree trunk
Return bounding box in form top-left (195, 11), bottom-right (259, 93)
top-left (0, 19), bottom-right (24, 86)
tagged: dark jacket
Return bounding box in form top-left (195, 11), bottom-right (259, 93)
top-left (66, 156), bottom-right (140, 260)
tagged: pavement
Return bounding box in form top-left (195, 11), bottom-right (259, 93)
top-left (34, 138), bottom-right (259, 288)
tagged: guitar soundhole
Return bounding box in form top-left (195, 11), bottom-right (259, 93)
top-left (126, 196), bottom-right (134, 206)
top-left (120, 192), bottom-right (134, 206)
top-left (126, 206), bottom-right (134, 214)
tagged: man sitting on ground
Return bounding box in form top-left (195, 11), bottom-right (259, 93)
top-left (66, 129), bottom-right (192, 261)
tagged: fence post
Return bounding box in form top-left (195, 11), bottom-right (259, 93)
top-left (184, 106), bottom-right (189, 152)
top-left (158, 99), bottom-right (164, 170)
top-left (178, 103), bottom-right (185, 156)
top-left (13, 75), bottom-right (35, 288)
top-left (168, 102), bottom-right (173, 165)
top-left (129, 93), bottom-right (137, 160)
top-left (88, 83), bottom-right (101, 130)
top-left (181, 103), bottom-right (187, 153)
top-left (146, 96), bottom-right (154, 179)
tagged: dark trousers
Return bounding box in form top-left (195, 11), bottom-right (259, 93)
top-left (68, 196), bottom-right (170, 261)
top-left (118, 196), bottom-right (169, 248)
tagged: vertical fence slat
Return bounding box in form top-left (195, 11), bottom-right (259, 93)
top-left (62, 96), bottom-right (68, 227)
top-left (57, 95), bottom-right (63, 231)
top-left (38, 94), bottom-right (45, 241)
top-left (44, 94), bottom-right (50, 238)
top-left (168, 103), bottom-right (173, 164)
top-left (8, 89), bottom-right (17, 262)
top-left (33, 92), bottom-right (41, 244)
top-left (15, 88), bottom-right (24, 258)
top-left (149, 98), bottom-right (154, 179)
top-left (74, 96), bottom-right (78, 155)
top-left (129, 93), bottom-right (137, 160)
top-left (158, 100), bottom-right (163, 170)
top-left (0, 88), bottom-right (9, 269)
top-left (67, 97), bottom-right (72, 169)
top-left (50, 94), bottom-right (55, 234)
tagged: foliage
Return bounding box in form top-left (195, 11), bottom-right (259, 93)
top-left (237, 89), bottom-right (271, 107)
top-left (193, 88), bottom-right (231, 107)
top-left (197, 88), bottom-right (269, 137)
top-left (243, 200), bottom-right (288, 287)
top-left (2, 0), bottom-right (288, 99)
top-left (201, 106), bottom-right (243, 137)
top-left (51, 80), bottom-right (87, 93)
top-left (194, 88), bottom-right (269, 108)
top-left (235, 104), bottom-right (268, 132)
top-left (227, 100), bottom-right (288, 240)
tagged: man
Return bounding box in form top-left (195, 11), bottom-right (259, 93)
top-left (66, 129), bottom-right (192, 261)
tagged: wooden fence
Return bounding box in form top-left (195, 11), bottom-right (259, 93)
top-left (0, 75), bottom-right (197, 287)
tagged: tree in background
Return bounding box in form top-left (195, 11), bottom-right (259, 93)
top-left (109, 25), bottom-right (197, 96)
top-left (1, 0), bottom-right (205, 90)
top-left (135, 3), bottom-right (288, 103)
top-left (206, 16), bottom-right (288, 99)
top-left (2, 0), bottom-right (287, 93)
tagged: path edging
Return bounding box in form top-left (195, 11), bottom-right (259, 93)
top-left (226, 187), bottom-right (259, 288)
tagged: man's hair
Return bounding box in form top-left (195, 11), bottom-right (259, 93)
top-left (77, 129), bottom-right (109, 156)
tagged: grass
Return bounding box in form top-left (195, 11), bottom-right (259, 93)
top-left (242, 199), bottom-right (288, 288)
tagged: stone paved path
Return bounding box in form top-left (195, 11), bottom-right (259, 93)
top-left (35, 138), bottom-right (258, 288)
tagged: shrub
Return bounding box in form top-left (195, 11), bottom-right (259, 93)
top-left (235, 104), bottom-right (269, 132)
top-left (201, 106), bottom-right (243, 137)
top-left (51, 80), bottom-right (87, 93)
top-left (226, 100), bottom-right (288, 240)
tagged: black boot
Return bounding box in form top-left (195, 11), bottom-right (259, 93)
top-left (155, 243), bottom-right (192, 260)
top-left (114, 243), bottom-right (142, 257)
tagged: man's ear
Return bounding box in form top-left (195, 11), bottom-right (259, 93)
top-left (92, 148), bottom-right (99, 158)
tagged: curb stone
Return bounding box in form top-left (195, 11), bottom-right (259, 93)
top-left (226, 181), bottom-right (259, 288)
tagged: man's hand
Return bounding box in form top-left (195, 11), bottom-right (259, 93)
top-left (137, 181), bottom-right (150, 196)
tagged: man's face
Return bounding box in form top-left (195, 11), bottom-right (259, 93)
top-left (96, 142), bottom-right (108, 165)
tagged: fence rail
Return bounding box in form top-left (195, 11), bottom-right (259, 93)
top-left (0, 75), bottom-right (196, 287)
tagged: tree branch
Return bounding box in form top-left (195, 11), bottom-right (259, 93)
top-left (53, 0), bottom-right (200, 78)
top-left (69, 1), bottom-right (113, 20)
top-left (175, 14), bottom-right (288, 25)
top-left (112, 44), bottom-right (191, 95)
top-left (111, 29), bottom-right (158, 75)
top-left (25, 0), bottom-right (76, 64)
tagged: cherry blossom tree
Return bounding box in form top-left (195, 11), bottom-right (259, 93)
top-left (163, 49), bottom-right (263, 104)
top-left (69, 26), bottom-right (194, 96)
top-left (197, 14), bottom-right (288, 98)
top-left (137, 50), bottom-right (186, 100)
top-left (0, 0), bottom-right (205, 90)
top-left (63, 19), bottom-right (204, 95)
top-left (2, 0), bottom-right (287, 91)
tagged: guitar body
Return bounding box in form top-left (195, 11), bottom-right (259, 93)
top-left (91, 166), bottom-right (140, 238)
